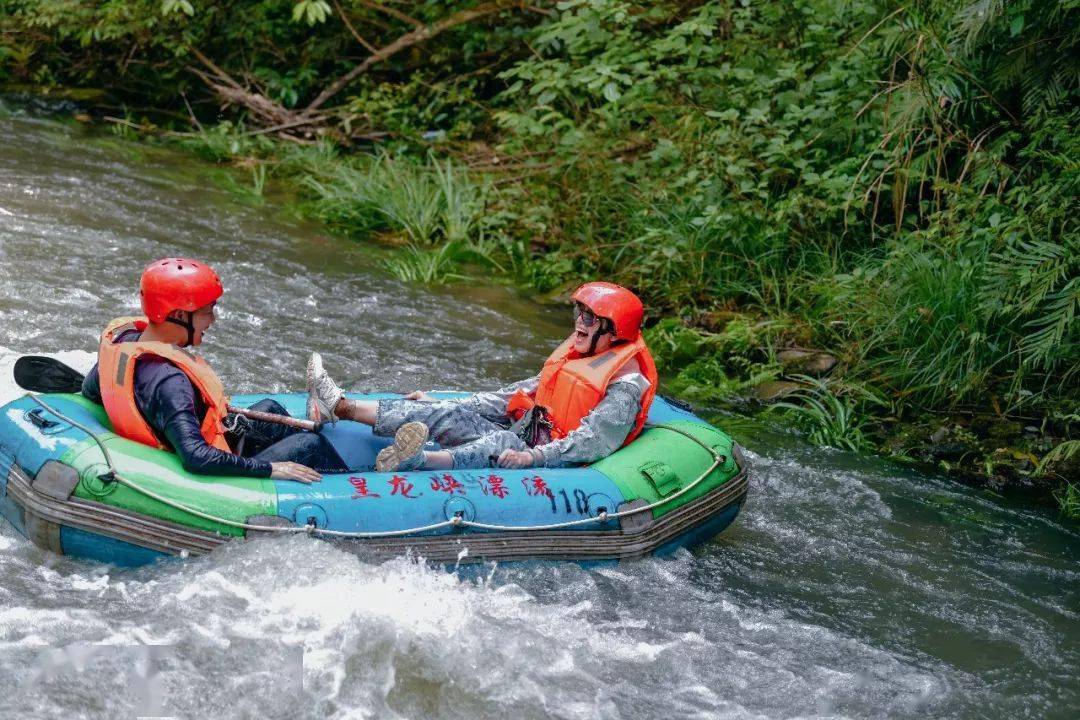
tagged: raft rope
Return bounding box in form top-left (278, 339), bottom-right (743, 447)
top-left (26, 394), bottom-right (729, 539)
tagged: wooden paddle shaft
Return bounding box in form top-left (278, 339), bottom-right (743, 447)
top-left (226, 405), bottom-right (320, 432)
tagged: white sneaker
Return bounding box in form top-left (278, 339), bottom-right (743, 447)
top-left (306, 352), bottom-right (343, 424)
top-left (375, 422), bottom-right (429, 472)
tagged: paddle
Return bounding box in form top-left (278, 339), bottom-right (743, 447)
top-left (13, 355), bottom-right (84, 393)
top-left (13, 355), bottom-right (321, 432)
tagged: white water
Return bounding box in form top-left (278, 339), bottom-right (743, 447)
top-left (1, 112), bottom-right (1077, 719)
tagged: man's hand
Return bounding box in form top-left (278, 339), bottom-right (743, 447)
top-left (270, 462), bottom-right (322, 484)
top-left (404, 390), bottom-right (435, 402)
top-left (497, 448), bottom-right (538, 469)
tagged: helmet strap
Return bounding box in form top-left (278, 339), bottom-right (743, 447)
top-left (586, 319), bottom-right (612, 355)
top-left (165, 311), bottom-right (196, 346)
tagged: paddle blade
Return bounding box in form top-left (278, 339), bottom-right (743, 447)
top-left (13, 356), bottom-right (87, 393)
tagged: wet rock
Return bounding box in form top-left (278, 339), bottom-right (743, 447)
top-left (777, 349), bottom-right (838, 376)
top-left (930, 426), bottom-right (949, 444)
top-left (753, 380), bottom-right (802, 402)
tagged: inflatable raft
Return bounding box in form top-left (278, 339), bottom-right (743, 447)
top-left (0, 391), bottom-right (748, 566)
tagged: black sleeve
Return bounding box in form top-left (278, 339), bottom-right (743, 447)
top-left (81, 363), bottom-right (102, 404)
top-left (144, 371), bottom-right (273, 478)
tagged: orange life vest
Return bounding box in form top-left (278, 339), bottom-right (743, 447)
top-left (97, 316), bottom-right (232, 452)
top-left (508, 334), bottom-right (658, 445)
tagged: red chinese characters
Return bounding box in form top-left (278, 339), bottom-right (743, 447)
top-left (430, 474), bottom-right (465, 495)
top-left (479, 474), bottom-right (509, 499)
top-left (522, 475), bottom-right (552, 498)
top-left (389, 475), bottom-right (420, 499)
top-left (348, 476), bottom-right (381, 499)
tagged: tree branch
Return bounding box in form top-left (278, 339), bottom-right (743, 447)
top-left (304, 0), bottom-right (522, 114)
top-left (333, 0), bottom-right (377, 52)
top-left (187, 45), bottom-right (246, 93)
top-left (187, 45), bottom-right (317, 130)
top-left (356, 0), bottom-right (424, 29)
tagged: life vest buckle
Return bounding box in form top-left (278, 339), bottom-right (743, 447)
top-left (510, 406), bottom-right (553, 447)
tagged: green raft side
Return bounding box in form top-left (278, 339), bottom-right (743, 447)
top-left (52, 395), bottom-right (275, 537)
top-left (591, 420), bottom-right (739, 519)
top-left (59, 392), bottom-right (111, 425)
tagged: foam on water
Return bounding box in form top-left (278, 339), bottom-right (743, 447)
top-left (0, 526), bottom-right (970, 719)
top-left (1, 112), bottom-right (1078, 719)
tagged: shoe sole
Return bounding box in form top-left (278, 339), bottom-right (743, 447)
top-left (306, 352), bottom-right (327, 423)
top-left (375, 422), bottom-right (429, 472)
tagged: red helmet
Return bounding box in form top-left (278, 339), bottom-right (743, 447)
top-left (140, 258), bottom-right (223, 323)
top-left (572, 281), bottom-right (644, 341)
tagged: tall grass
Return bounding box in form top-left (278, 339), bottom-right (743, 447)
top-left (851, 243), bottom-right (997, 410)
top-left (770, 376), bottom-right (885, 452)
top-left (303, 153), bottom-right (486, 250)
top-left (300, 152), bottom-right (500, 284)
top-left (1055, 484), bottom-right (1080, 520)
top-left (384, 241), bottom-right (468, 284)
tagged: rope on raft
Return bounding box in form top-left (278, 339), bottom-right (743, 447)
top-left (26, 394), bottom-right (726, 539)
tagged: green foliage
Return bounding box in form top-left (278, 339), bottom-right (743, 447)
top-left (161, 0), bottom-right (193, 17)
top-left (1038, 440), bottom-right (1080, 477)
top-left (303, 153), bottom-right (486, 246)
top-left (771, 376), bottom-right (884, 452)
top-left (1055, 483), bottom-right (1080, 520)
top-left (384, 241), bottom-right (469, 284)
top-left (644, 318), bottom-right (708, 373)
top-left (292, 0), bottom-right (330, 26)
top-left (172, 123), bottom-right (274, 163)
top-left (644, 316), bottom-right (781, 404)
top-left (0, 0), bottom-right (535, 138)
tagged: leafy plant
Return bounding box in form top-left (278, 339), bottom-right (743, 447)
top-left (250, 163), bottom-right (267, 198)
top-left (1037, 440), bottom-right (1080, 477)
top-left (161, 0), bottom-right (194, 17)
top-left (384, 241), bottom-right (468, 284)
top-left (292, 0), bottom-right (331, 26)
top-left (771, 376), bottom-right (883, 452)
top-left (1055, 483), bottom-right (1080, 521)
top-left (303, 153), bottom-right (486, 247)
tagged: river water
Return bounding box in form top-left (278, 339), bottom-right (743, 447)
top-left (0, 110), bottom-right (1077, 720)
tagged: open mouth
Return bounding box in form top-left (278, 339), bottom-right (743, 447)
top-left (575, 329), bottom-right (589, 341)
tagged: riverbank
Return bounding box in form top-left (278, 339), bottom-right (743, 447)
top-left (7, 103), bottom-right (1072, 514)
top-left (2, 0), bottom-right (1076, 512)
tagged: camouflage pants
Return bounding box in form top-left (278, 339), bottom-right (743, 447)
top-left (373, 399), bottom-right (527, 469)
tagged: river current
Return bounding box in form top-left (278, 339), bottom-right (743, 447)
top-left (0, 111), bottom-right (1077, 719)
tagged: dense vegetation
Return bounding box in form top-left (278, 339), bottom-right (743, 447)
top-left (2, 1), bottom-right (1077, 508)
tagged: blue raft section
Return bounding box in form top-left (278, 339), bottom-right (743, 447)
top-left (282, 392), bottom-right (626, 535)
top-left (0, 391), bottom-right (746, 567)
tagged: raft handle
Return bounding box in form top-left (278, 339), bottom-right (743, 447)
top-left (25, 408), bottom-right (59, 430)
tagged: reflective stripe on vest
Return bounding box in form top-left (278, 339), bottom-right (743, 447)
top-left (526, 334), bottom-right (658, 445)
top-left (97, 316), bottom-right (232, 452)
